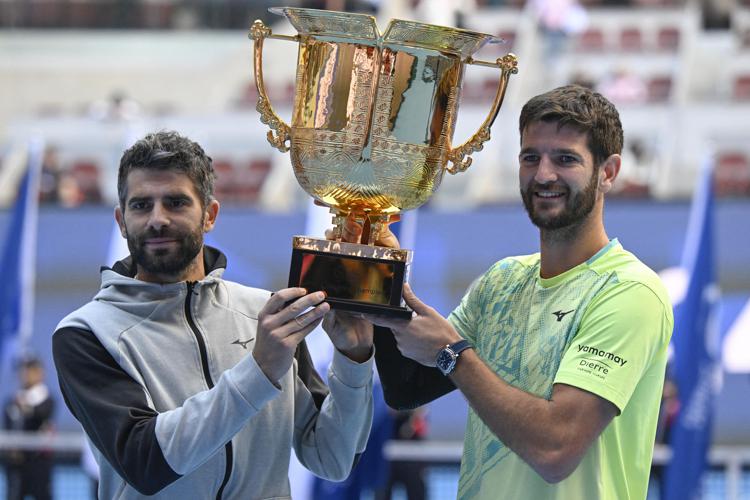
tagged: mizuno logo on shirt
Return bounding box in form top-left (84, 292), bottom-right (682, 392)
top-left (577, 344), bottom-right (628, 367)
top-left (232, 338), bottom-right (253, 349)
top-left (552, 309), bottom-right (574, 321)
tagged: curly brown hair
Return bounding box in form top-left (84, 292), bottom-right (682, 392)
top-left (519, 85), bottom-right (624, 167)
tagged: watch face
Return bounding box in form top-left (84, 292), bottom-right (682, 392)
top-left (436, 349), bottom-right (456, 375)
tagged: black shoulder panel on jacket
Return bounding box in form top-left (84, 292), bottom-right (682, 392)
top-left (373, 326), bottom-right (456, 410)
top-left (294, 339), bottom-right (329, 410)
top-left (52, 326), bottom-right (181, 495)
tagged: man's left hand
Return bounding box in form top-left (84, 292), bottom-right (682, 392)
top-left (368, 283), bottom-right (462, 367)
top-left (323, 311), bottom-right (373, 363)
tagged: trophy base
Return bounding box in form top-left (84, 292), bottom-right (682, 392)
top-left (288, 236), bottom-right (413, 319)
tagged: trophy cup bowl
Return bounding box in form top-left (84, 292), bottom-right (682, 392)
top-left (249, 7), bottom-right (518, 318)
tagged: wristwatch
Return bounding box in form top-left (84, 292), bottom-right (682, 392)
top-left (435, 339), bottom-right (473, 376)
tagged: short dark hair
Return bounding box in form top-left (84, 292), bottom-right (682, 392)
top-left (117, 130), bottom-right (215, 210)
top-left (16, 355), bottom-right (43, 371)
top-left (519, 85), bottom-right (624, 167)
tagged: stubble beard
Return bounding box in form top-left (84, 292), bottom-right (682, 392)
top-left (125, 219), bottom-right (204, 278)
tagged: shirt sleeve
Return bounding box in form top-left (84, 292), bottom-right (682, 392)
top-left (553, 281), bottom-right (672, 412)
top-left (448, 268), bottom-right (492, 345)
top-left (374, 326), bottom-right (455, 410)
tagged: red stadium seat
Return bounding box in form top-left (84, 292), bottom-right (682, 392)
top-left (213, 159), bottom-right (237, 201)
top-left (647, 76), bottom-right (673, 102)
top-left (738, 28), bottom-right (750, 47)
top-left (732, 75), bottom-right (750, 101)
top-left (497, 30), bottom-right (516, 51)
top-left (714, 152), bottom-right (750, 197)
top-left (140, 1), bottom-right (175, 29)
top-left (27, 0), bottom-right (65, 28)
top-left (576, 29), bottom-right (605, 52)
top-left (235, 159), bottom-right (273, 204)
top-left (657, 27), bottom-right (680, 51)
top-left (620, 28), bottom-right (643, 52)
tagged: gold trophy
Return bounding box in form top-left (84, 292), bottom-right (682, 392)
top-left (249, 7), bottom-right (517, 318)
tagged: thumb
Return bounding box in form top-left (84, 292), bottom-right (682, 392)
top-left (402, 283), bottom-right (432, 316)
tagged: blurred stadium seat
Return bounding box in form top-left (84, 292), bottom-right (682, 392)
top-left (647, 75), bottom-right (673, 101)
top-left (237, 158), bottom-right (273, 204)
top-left (575, 28), bottom-right (606, 52)
top-left (620, 27), bottom-right (644, 52)
top-left (656, 26), bottom-right (681, 50)
top-left (732, 74), bottom-right (750, 100)
top-left (213, 158), bottom-right (237, 202)
top-left (714, 151), bottom-right (750, 197)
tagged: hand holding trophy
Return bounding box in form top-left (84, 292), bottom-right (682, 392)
top-left (249, 7), bottom-right (517, 318)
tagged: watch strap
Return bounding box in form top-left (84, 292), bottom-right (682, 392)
top-left (450, 339), bottom-right (472, 356)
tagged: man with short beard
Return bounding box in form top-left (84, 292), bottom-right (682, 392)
top-left (52, 131), bottom-right (377, 499)
top-left (367, 85), bottom-right (674, 499)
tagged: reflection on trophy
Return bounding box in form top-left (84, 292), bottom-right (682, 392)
top-left (249, 7), bottom-right (518, 318)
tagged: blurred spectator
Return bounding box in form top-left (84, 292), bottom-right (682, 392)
top-left (69, 160), bottom-right (104, 204)
top-left (532, 0), bottom-right (589, 37)
top-left (569, 70), bottom-right (596, 89)
top-left (596, 67), bottom-right (648, 104)
top-left (2, 357), bottom-right (55, 500)
top-left (701, 0), bottom-right (732, 30)
top-left (52, 160), bottom-right (103, 208)
top-left (57, 171), bottom-right (85, 208)
top-left (612, 138), bottom-right (655, 197)
top-left (414, 0), bottom-right (477, 28)
top-left (38, 146), bottom-right (62, 204)
top-left (656, 377), bottom-right (679, 447)
top-left (88, 90), bottom-right (142, 122)
top-left (302, 0), bottom-right (379, 13)
top-left (653, 374), bottom-right (679, 498)
top-left (531, 0), bottom-right (589, 79)
top-left (376, 408), bottom-right (429, 500)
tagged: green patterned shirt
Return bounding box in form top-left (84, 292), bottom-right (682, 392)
top-left (448, 239), bottom-right (673, 500)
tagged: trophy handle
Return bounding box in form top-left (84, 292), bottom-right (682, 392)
top-left (249, 20), bottom-right (297, 153)
top-left (446, 53), bottom-right (519, 175)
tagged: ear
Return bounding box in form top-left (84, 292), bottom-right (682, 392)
top-left (203, 199), bottom-right (220, 233)
top-left (598, 154), bottom-right (621, 194)
top-left (114, 205), bottom-right (127, 238)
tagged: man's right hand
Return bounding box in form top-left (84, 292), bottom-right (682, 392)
top-left (253, 288), bottom-right (329, 384)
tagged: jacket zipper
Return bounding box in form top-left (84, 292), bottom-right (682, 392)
top-left (185, 281), bottom-right (234, 500)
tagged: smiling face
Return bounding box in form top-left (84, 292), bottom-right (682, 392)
top-left (519, 121), bottom-right (601, 232)
top-left (115, 168), bottom-right (219, 283)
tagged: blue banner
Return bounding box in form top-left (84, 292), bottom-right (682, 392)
top-left (0, 140), bottom-right (43, 369)
top-left (664, 160), bottom-right (720, 500)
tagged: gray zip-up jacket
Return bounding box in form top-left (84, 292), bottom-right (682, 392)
top-left (52, 247), bottom-right (374, 499)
